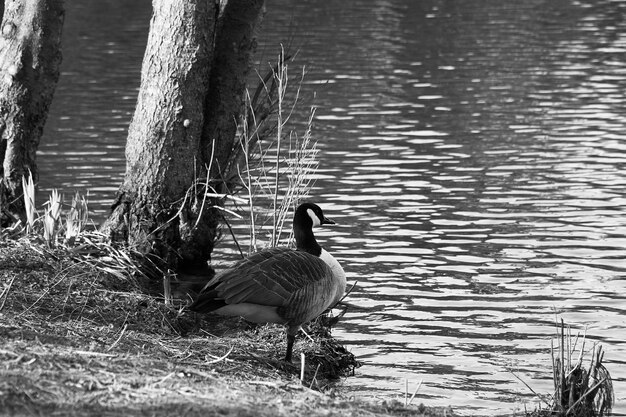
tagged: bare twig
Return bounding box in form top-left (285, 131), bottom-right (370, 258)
top-left (408, 379), bottom-right (423, 406)
top-left (509, 370), bottom-right (552, 407)
top-left (309, 364), bottom-right (321, 390)
top-left (205, 346), bottom-right (233, 364)
top-left (0, 275), bottom-right (16, 311)
top-left (106, 324), bottom-right (128, 352)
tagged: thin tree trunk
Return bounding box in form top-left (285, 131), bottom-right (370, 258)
top-left (102, 0), bottom-right (217, 275)
top-left (0, 0), bottom-right (64, 225)
top-left (103, 0), bottom-right (265, 281)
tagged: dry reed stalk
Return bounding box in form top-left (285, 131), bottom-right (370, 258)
top-left (0, 275), bottom-right (16, 311)
top-left (235, 48), bottom-right (318, 253)
top-left (272, 46), bottom-right (286, 248)
top-left (405, 378), bottom-right (408, 406)
top-left (163, 270), bottom-right (172, 305)
top-left (407, 380), bottom-right (423, 406)
top-left (241, 93), bottom-right (257, 253)
top-left (309, 364), bottom-right (321, 390)
top-left (548, 319), bottom-right (614, 417)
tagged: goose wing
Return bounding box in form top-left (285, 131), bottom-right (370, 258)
top-left (188, 248), bottom-right (287, 313)
top-left (277, 269), bottom-right (340, 325)
top-left (209, 248), bottom-right (335, 310)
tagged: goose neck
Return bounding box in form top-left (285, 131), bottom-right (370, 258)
top-left (295, 228), bottom-right (321, 256)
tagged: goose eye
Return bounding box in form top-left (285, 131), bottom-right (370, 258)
top-left (307, 208), bottom-right (321, 227)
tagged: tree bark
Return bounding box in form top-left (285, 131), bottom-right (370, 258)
top-left (102, 0), bottom-right (217, 273)
top-left (203, 0), bottom-right (265, 188)
top-left (0, 0), bottom-right (64, 225)
top-left (103, 0), bottom-right (265, 280)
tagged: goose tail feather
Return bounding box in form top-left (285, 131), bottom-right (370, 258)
top-left (187, 289), bottom-right (226, 313)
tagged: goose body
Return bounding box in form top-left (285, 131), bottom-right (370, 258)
top-left (188, 203), bottom-right (346, 361)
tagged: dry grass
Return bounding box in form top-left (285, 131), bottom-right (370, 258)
top-left (0, 238), bottom-right (451, 416)
top-left (226, 48), bottom-right (319, 255)
top-left (524, 320), bottom-right (614, 417)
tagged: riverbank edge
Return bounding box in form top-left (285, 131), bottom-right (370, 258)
top-left (0, 238), bottom-right (456, 417)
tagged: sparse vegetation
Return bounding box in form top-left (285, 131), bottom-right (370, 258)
top-left (20, 170), bottom-right (36, 235)
top-left (0, 238), bottom-right (451, 416)
top-left (65, 191), bottom-right (89, 245)
top-left (232, 48), bottom-right (319, 254)
top-left (42, 189), bottom-right (63, 248)
top-left (524, 320), bottom-right (614, 417)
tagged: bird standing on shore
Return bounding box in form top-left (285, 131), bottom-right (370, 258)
top-left (187, 202), bottom-right (346, 362)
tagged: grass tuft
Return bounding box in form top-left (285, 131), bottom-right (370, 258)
top-left (43, 189), bottom-right (63, 247)
top-left (13, 173), bottom-right (94, 250)
top-left (525, 319), bottom-right (614, 417)
top-left (65, 190), bottom-right (89, 245)
top-left (21, 169), bottom-right (37, 233)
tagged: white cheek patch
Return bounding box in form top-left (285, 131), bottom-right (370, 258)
top-left (307, 208), bottom-right (321, 227)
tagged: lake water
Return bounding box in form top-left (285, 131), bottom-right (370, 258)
top-left (38, 1), bottom-right (626, 415)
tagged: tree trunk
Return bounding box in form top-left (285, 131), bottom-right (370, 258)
top-left (103, 0), bottom-right (265, 280)
top-left (203, 0), bottom-right (265, 188)
top-left (0, 0), bottom-right (64, 226)
top-left (102, 0), bottom-right (217, 273)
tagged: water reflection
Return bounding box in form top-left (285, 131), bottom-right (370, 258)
top-left (40, 0), bottom-right (150, 214)
top-left (39, 0), bottom-right (626, 415)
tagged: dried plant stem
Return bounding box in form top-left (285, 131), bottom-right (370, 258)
top-left (510, 370), bottom-right (551, 407)
top-left (194, 141), bottom-right (216, 230)
top-left (205, 346), bottom-right (233, 364)
top-left (272, 47), bottom-right (286, 248)
top-left (241, 93), bottom-right (256, 253)
top-left (236, 48), bottom-right (318, 251)
top-left (408, 379), bottom-right (423, 406)
top-left (550, 319), bottom-right (613, 416)
top-left (0, 275), bottom-right (16, 311)
top-left (107, 324), bottom-right (128, 352)
top-left (309, 364), bottom-right (321, 390)
top-left (163, 271), bottom-right (172, 305)
top-left (566, 377), bottom-right (608, 415)
top-left (404, 378), bottom-right (408, 406)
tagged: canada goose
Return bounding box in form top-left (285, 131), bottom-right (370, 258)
top-left (187, 202), bottom-right (346, 362)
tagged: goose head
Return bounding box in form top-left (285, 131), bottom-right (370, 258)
top-left (293, 202), bottom-right (334, 256)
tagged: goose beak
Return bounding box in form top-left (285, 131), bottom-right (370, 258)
top-left (322, 216), bottom-right (335, 225)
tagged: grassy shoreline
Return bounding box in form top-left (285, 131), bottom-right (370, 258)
top-left (0, 239), bottom-right (454, 416)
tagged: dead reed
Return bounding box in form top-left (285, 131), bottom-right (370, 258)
top-left (232, 47), bottom-right (319, 254)
top-left (549, 320), bottom-right (613, 416)
top-left (525, 319), bottom-right (614, 417)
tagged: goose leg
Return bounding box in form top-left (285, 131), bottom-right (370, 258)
top-left (284, 325), bottom-right (299, 362)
